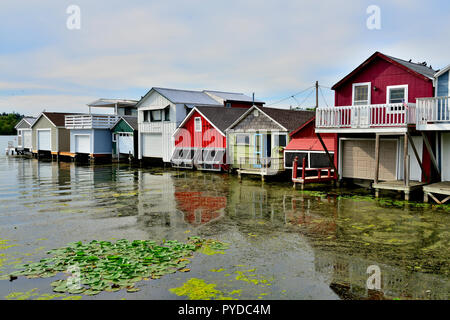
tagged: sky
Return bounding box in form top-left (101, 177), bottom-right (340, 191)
top-left (0, 0), bottom-right (449, 115)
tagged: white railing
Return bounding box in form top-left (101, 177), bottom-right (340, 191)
top-left (65, 114), bottom-right (119, 129)
top-left (416, 96), bottom-right (450, 125)
top-left (316, 103), bottom-right (416, 129)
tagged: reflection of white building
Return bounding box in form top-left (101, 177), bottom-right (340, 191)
top-left (137, 170), bottom-right (187, 239)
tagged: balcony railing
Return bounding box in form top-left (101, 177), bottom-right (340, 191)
top-left (238, 157), bottom-right (284, 175)
top-left (416, 96), bottom-right (450, 129)
top-left (316, 103), bottom-right (416, 131)
top-left (65, 114), bottom-right (119, 129)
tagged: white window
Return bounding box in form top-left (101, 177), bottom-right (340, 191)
top-left (274, 134), bottom-right (287, 147)
top-left (194, 117), bottom-right (202, 132)
top-left (387, 85), bottom-right (408, 104)
top-left (253, 109), bottom-right (259, 117)
top-left (352, 82), bottom-right (371, 105)
top-left (236, 134), bottom-right (250, 145)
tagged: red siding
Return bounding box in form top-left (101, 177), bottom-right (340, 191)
top-left (174, 110), bottom-right (226, 148)
top-left (335, 57), bottom-right (434, 106)
top-left (226, 101), bottom-right (263, 108)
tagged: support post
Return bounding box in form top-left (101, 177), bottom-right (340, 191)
top-left (316, 132), bottom-right (338, 178)
top-left (421, 132), bottom-right (440, 179)
top-left (407, 132), bottom-right (428, 182)
top-left (374, 134), bottom-right (380, 184)
top-left (404, 133), bottom-right (409, 187)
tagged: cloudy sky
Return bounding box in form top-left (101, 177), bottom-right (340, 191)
top-left (0, 0), bottom-right (449, 115)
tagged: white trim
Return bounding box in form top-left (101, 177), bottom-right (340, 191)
top-left (386, 84), bottom-right (408, 104)
top-left (225, 105), bottom-right (288, 132)
top-left (434, 64), bottom-right (450, 79)
top-left (284, 149), bottom-right (335, 169)
top-left (272, 132), bottom-right (288, 147)
top-left (352, 82), bottom-right (371, 106)
top-left (73, 133), bottom-right (92, 154)
top-left (194, 117), bottom-right (202, 132)
top-left (235, 133), bottom-right (250, 146)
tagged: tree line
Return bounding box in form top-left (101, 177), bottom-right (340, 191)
top-left (0, 112), bottom-right (24, 135)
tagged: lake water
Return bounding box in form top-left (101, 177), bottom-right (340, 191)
top-left (0, 135), bottom-right (448, 300)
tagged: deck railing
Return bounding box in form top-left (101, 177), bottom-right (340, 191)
top-left (316, 103), bottom-right (416, 130)
top-left (238, 157), bottom-right (284, 175)
top-left (416, 96), bottom-right (450, 126)
top-left (65, 114), bottom-right (119, 129)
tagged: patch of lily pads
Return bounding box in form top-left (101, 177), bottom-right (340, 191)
top-left (2, 237), bottom-right (229, 296)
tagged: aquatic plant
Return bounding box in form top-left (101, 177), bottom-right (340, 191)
top-left (4, 237), bottom-right (229, 296)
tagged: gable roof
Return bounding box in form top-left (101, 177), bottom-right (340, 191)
top-left (434, 64), bottom-right (450, 79)
top-left (175, 106), bottom-right (248, 137)
top-left (32, 112), bottom-right (82, 128)
top-left (112, 116), bottom-right (138, 131)
top-left (203, 90), bottom-right (264, 104)
top-left (226, 105), bottom-right (315, 133)
top-left (14, 117), bottom-right (36, 129)
top-left (149, 87), bottom-right (222, 105)
top-left (332, 51), bottom-right (437, 90)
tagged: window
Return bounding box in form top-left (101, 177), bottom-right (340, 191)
top-left (253, 109), bottom-right (259, 117)
top-left (352, 83), bottom-right (371, 105)
top-left (151, 110), bottom-right (162, 122)
top-left (236, 134), bottom-right (249, 145)
top-left (124, 108), bottom-right (132, 116)
top-left (276, 134), bottom-right (287, 147)
top-left (194, 117), bottom-right (202, 132)
top-left (112, 133), bottom-right (117, 142)
top-left (387, 85), bottom-right (408, 104)
top-left (225, 102), bottom-right (231, 108)
top-left (143, 110), bottom-right (149, 122)
top-left (164, 107), bottom-right (170, 121)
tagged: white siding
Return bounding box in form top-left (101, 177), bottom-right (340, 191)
top-left (137, 90), bottom-right (184, 162)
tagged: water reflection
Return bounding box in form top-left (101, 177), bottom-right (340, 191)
top-left (0, 156), bottom-right (448, 300)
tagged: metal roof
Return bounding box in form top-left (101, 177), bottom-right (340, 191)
top-left (87, 99), bottom-right (139, 108)
top-left (203, 90), bottom-right (264, 103)
top-left (152, 87), bottom-right (222, 105)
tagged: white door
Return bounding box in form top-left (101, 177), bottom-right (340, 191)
top-left (118, 133), bottom-right (134, 155)
top-left (408, 136), bottom-right (423, 182)
top-left (24, 130), bottom-right (32, 149)
top-left (37, 130), bottom-right (51, 151)
top-left (142, 133), bottom-right (163, 158)
top-left (75, 135), bottom-right (90, 154)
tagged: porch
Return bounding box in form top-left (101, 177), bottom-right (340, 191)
top-left (416, 96), bottom-right (450, 131)
top-left (372, 181), bottom-right (427, 201)
top-left (237, 157), bottom-right (284, 181)
top-left (65, 114), bottom-right (119, 129)
top-left (423, 182), bottom-right (450, 204)
top-left (315, 103), bottom-right (416, 133)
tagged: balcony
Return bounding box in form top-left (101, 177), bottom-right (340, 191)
top-left (416, 96), bottom-right (450, 131)
top-left (315, 103), bottom-right (416, 133)
top-left (65, 114), bottom-right (119, 129)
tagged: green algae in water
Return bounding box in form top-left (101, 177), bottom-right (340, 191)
top-left (6, 237), bottom-right (229, 296)
top-left (169, 278), bottom-right (236, 300)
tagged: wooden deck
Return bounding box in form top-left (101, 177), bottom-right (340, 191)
top-left (423, 182), bottom-right (450, 204)
top-left (372, 180), bottom-right (426, 200)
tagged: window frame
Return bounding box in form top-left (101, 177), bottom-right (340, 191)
top-left (386, 84), bottom-right (408, 104)
top-left (194, 117), bottom-right (202, 132)
top-left (236, 134), bottom-right (250, 146)
top-left (352, 82), bottom-right (371, 106)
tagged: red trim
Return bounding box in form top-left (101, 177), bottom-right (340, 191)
top-left (289, 117), bottom-right (316, 137)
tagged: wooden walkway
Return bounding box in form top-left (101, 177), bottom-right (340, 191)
top-left (372, 180), bottom-right (426, 201)
top-left (423, 182), bottom-right (450, 204)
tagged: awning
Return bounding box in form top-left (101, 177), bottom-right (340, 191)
top-left (285, 137), bottom-right (335, 151)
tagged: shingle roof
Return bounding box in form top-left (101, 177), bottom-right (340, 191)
top-left (203, 90), bottom-right (264, 103)
top-left (385, 54), bottom-right (437, 79)
top-left (153, 87), bottom-right (222, 105)
top-left (40, 112), bottom-right (82, 127)
top-left (258, 107), bottom-right (315, 132)
top-left (115, 116), bottom-right (138, 130)
top-left (195, 106), bottom-right (248, 133)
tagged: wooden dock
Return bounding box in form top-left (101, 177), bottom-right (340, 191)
top-left (423, 182), bottom-right (450, 204)
top-left (291, 156), bottom-right (335, 189)
top-left (372, 180), bottom-right (426, 201)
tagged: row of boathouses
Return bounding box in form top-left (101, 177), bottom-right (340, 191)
top-left (12, 51), bottom-right (450, 203)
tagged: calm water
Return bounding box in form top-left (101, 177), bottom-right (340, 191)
top-left (0, 135), bottom-right (448, 300)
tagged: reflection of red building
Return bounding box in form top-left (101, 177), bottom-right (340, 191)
top-left (175, 192), bottom-right (227, 226)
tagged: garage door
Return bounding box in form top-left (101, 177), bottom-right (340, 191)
top-left (142, 133), bottom-right (163, 158)
top-left (75, 135), bottom-right (90, 154)
top-left (37, 130), bottom-right (51, 151)
top-left (342, 139), bottom-right (397, 180)
top-left (118, 133), bottom-right (134, 155)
